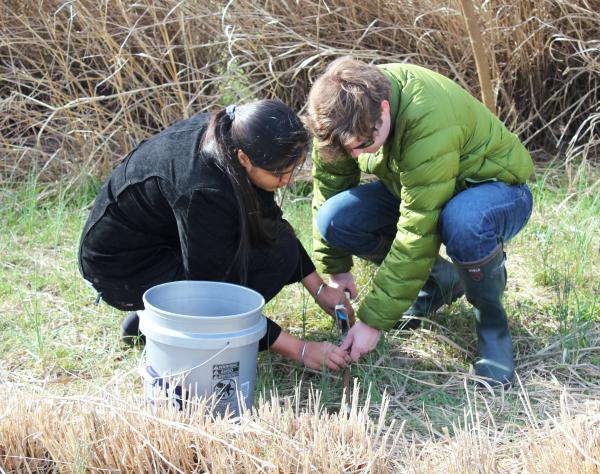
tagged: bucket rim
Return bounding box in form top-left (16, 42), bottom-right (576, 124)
top-left (142, 280), bottom-right (266, 320)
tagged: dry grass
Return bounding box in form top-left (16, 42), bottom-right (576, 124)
top-left (1, 378), bottom-right (599, 473)
top-left (1, 0), bottom-right (599, 183)
top-left (0, 381), bottom-right (396, 473)
top-left (1, 0), bottom-right (225, 179)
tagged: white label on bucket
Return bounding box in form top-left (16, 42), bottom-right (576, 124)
top-left (212, 362), bottom-right (239, 381)
top-left (241, 381), bottom-right (250, 399)
top-left (212, 362), bottom-right (240, 409)
top-left (213, 379), bottom-right (236, 401)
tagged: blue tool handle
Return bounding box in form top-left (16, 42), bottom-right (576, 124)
top-left (335, 291), bottom-right (351, 321)
top-left (335, 308), bottom-right (348, 321)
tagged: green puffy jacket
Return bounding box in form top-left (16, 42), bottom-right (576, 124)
top-left (312, 63), bottom-right (534, 330)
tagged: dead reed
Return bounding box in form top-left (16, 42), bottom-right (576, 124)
top-left (1, 379), bottom-right (598, 473)
top-left (0, 382), bottom-right (397, 473)
top-left (0, 0), bottom-right (226, 180)
top-left (1, 0), bottom-right (598, 183)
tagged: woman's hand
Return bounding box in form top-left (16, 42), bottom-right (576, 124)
top-left (301, 341), bottom-right (352, 371)
top-left (315, 285), bottom-right (355, 326)
top-left (270, 332), bottom-right (349, 371)
top-left (328, 272), bottom-right (358, 299)
top-left (302, 270), bottom-right (356, 325)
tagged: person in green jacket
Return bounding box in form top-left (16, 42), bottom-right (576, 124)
top-left (304, 56), bottom-right (534, 385)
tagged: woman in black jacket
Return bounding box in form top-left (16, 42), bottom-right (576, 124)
top-left (79, 100), bottom-right (352, 371)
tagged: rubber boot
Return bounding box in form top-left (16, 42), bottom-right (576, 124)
top-left (456, 247), bottom-right (514, 386)
top-left (394, 257), bottom-right (465, 330)
top-left (120, 311), bottom-right (145, 346)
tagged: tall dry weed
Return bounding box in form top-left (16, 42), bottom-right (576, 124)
top-left (220, 0), bottom-right (599, 158)
top-left (0, 382), bottom-right (397, 473)
top-left (1, 380), bottom-right (598, 472)
top-left (1, 0), bottom-right (226, 180)
top-left (1, 0), bottom-right (599, 183)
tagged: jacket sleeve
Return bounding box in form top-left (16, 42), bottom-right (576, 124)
top-left (311, 141), bottom-right (361, 274)
top-left (357, 110), bottom-right (461, 330)
top-left (259, 188), bottom-right (317, 280)
top-left (174, 188), bottom-right (240, 280)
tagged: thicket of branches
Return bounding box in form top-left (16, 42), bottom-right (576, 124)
top-left (1, 0), bottom-right (598, 181)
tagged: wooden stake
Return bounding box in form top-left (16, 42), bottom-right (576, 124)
top-left (458, 0), bottom-right (496, 115)
top-left (342, 366), bottom-right (351, 408)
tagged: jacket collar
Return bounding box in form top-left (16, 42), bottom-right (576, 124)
top-left (380, 66), bottom-right (400, 133)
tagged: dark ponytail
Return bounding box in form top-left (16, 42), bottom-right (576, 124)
top-left (201, 100), bottom-right (309, 283)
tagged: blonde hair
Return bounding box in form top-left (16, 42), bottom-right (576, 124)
top-left (304, 56), bottom-right (391, 158)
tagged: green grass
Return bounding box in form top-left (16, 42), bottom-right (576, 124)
top-left (0, 162), bottom-right (598, 438)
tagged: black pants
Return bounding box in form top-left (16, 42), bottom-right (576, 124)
top-left (84, 231), bottom-right (315, 351)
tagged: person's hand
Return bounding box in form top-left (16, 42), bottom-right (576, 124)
top-left (315, 285), bottom-right (355, 326)
top-left (340, 321), bottom-right (381, 361)
top-left (301, 341), bottom-right (352, 371)
top-left (328, 272), bottom-right (358, 299)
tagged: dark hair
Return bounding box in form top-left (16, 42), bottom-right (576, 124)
top-left (201, 99), bottom-right (309, 283)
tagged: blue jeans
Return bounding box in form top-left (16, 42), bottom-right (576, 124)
top-left (316, 180), bottom-right (533, 264)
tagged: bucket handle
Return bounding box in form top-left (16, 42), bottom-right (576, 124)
top-left (138, 339), bottom-right (232, 385)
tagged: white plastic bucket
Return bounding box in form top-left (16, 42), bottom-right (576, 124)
top-left (138, 280), bottom-right (267, 416)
